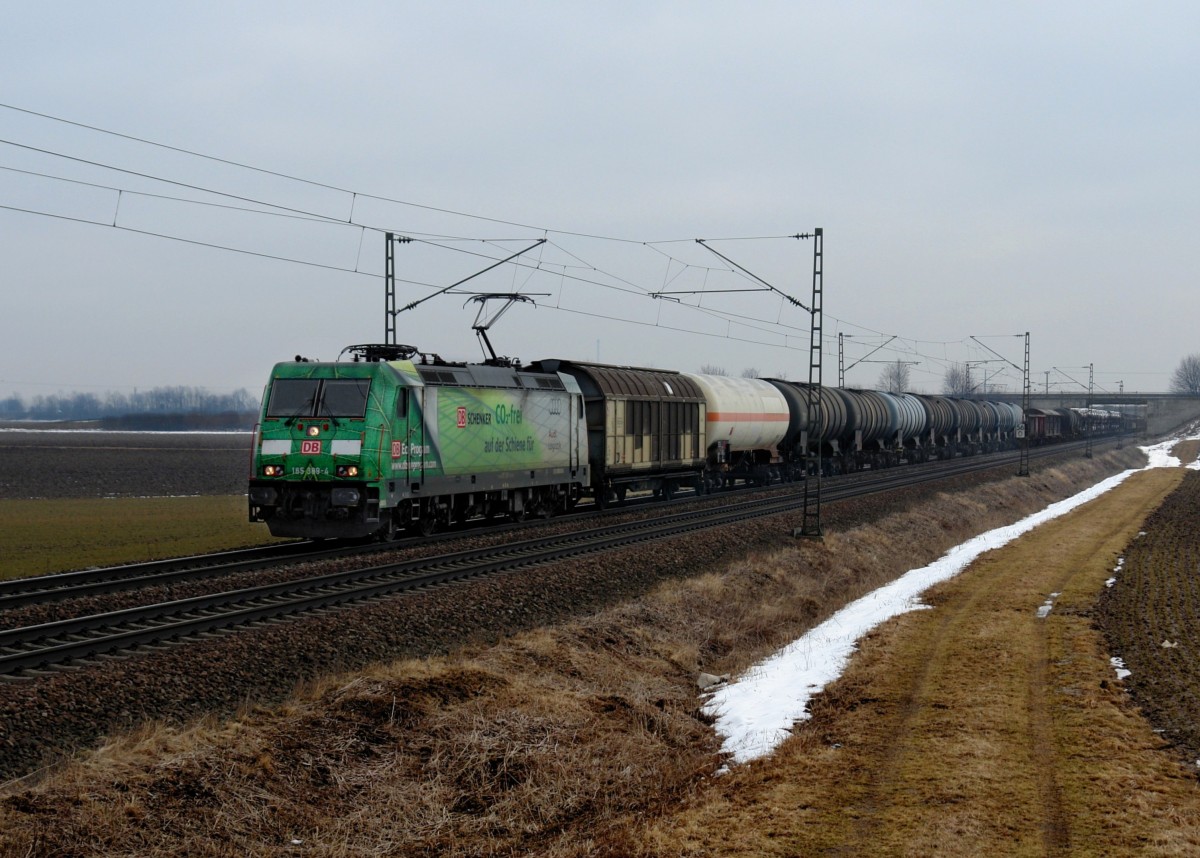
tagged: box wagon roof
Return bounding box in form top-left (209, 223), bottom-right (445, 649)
top-left (534, 359), bottom-right (704, 400)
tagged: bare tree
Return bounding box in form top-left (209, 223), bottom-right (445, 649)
top-left (878, 360), bottom-right (911, 394)
top-left (943, 362), bottom-right (971, 396)
top-left (1170, 354), bottom-right (1200, 394)
top-left (741, 367), bottom-right (760, 379)
top-left (699, 364), bottom-right (727, 376)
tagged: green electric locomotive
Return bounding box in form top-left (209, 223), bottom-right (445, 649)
top-left (248, 345), bottom-right (588, 539)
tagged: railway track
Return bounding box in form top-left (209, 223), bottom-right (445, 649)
top-left (0, 441), bottom-right (1107, 681)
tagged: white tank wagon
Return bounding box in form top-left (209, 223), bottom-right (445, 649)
top-left (680, 372), bottom-right (791, 487)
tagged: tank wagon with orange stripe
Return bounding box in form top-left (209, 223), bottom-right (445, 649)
top-left (679, 372), bottom-right (793, 489)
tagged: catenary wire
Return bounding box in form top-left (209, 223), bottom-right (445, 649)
top-left (2, 103), bottom-right (1035, 378)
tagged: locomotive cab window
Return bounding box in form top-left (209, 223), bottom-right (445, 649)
top-left (265, 378), bottom-right (371, 419)
top-left (320, 379), bottom-right (371, 418)
top-left (395, 389), bottom-right (408, 419)
top-left (266, 379), bottom-right (320, 418)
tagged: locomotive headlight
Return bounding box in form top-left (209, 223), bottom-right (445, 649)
top-left (336, 465), bottom-right (360, 478)
top-left (263, 464), bottom-right (285, 477)
top-left (307, 425), bottom-right (320, 437)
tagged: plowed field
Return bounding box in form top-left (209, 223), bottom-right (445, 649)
top-left (0, 429), bottom-right (251, 499)
top-left (1099, 464), bottom-right (1200, 764)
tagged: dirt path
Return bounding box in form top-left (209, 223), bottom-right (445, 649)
top-left (641, 465), bottom-right (1200, 855)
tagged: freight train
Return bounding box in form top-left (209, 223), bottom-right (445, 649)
top-left (247, 344), bottom-right (1119, 540)
top-left (1025, 406), bottom-right (1133, 442)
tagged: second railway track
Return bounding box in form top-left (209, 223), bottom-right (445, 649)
top-left (0, 441), bottom-right (1107, 681)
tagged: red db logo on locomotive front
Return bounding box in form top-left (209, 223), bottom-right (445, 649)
top-left (301, 440), bottom-right (322, 455)
top-left (457, 406), bottom-right (467, 428)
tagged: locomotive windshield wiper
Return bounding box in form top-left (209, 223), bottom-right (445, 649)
top-left (316, 400), bottom-right (341, 429)
top-left (282, 403), bottom-right (313, 427)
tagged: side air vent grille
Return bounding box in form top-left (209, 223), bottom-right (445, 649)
top-left (418, 369), bottom-right (463, 385)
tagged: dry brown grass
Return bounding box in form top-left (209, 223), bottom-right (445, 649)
top-left (7, 445), bottom-right (1191, 857)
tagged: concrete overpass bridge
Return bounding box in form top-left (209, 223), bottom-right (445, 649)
top-left (986, 392), bottom-right (1200, 437)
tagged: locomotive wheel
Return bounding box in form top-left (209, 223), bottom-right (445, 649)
top-left (378, 516), bottom-right (399, 542)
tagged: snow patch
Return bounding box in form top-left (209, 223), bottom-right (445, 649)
top-left (1107, 557), bottom-right (1125, 588)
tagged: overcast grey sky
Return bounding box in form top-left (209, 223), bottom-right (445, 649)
top-left (2, 2), bottom-right (1196, 401)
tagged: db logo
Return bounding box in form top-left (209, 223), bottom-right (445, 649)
top-left (391, 441), bottom-right (403, 459)
top-left (301, 440), bottom-right (322, 455)
top-left (457, 406), bottom-right (467, 428)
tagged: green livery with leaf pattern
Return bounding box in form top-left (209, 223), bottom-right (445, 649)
top-left (249, 346), bottom-right (588, 539)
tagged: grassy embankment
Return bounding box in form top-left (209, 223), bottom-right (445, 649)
top-left (0, 496), bottom-right (281, 580)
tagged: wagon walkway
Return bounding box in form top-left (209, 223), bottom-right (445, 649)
top-left (641, 452), bottom-right (1200, 855)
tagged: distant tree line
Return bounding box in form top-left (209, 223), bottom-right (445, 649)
top-left (0, 386), bottom-right (259, 429)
